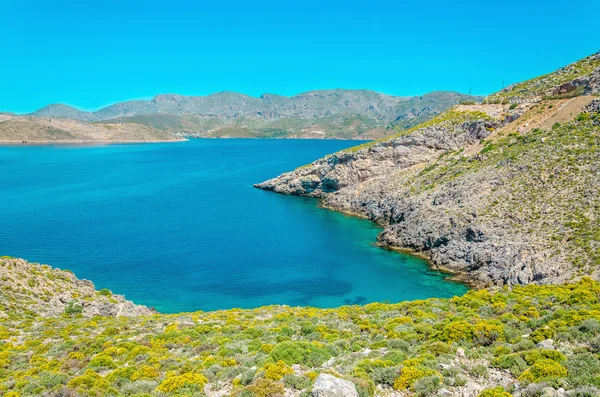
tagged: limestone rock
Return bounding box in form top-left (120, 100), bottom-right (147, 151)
top-left (312, 374), bottom-right (358, 397)
top-left (537, 339), bottom-right (554, 349)
top-left (0, 257), bottom-right (153, 318)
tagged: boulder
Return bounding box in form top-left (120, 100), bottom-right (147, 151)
top-left (312, 374), bottom-right (358, 397)
top-left (537, 339), bottom-right (554, 349)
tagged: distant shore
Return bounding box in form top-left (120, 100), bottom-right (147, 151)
top-left (0, 138), bottom-right (187, 145)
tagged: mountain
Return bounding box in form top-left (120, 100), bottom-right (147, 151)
top-left (31, 104), bottom-right (100, 122)
top-left (29, 90), bottom-right (480, 139)
top-left (256, 50), bottom-right (600, 287)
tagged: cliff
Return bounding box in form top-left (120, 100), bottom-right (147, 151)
top-left (256, 51), bottom-right (600, 287)
top-left (0, 257), bottom-right (152, 318)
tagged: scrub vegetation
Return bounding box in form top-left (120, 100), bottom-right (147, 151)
top-left (3, 257), bottom-right (600, 396)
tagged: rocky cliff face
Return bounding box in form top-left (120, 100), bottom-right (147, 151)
top-left (0, 257), bottom-right (153, 318)
top-left (257, 84), bottom-right (599, 287)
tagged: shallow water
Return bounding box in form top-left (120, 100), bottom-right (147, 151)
top-left (0, 139), bottom-right (468, 312)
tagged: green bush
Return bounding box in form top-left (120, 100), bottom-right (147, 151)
top-left (269, 341), bottom-right (331, 366)
top-left (64, 300), bottom-right (83, 316)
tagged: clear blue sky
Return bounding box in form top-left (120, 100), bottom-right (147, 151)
top-left (1, 0), bottom-right (598, 113)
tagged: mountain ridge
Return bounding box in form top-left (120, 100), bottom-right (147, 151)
top-left (24, 90), bottom-right (480, 140)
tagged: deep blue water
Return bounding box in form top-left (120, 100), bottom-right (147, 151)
top-left (0, 139), bottom-right (468, 312)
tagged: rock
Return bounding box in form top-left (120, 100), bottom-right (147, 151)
top-left (322, 357), bottom-right (335, 368)
top-left (0, 257), bottom-right (153, 318)
top-left (255, 53), bottom-right (600, 287)
top-left (541, 387), bottom-right (559, 396)
top-left (456, 347), bottom-right (466, 358)
top-left (311, 374), bottom-right (358, 397)
top-left (537, 339), bottom-right (554, 349)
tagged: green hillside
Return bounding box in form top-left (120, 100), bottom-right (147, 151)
top-left (3, 257), bottom-right (600, 397)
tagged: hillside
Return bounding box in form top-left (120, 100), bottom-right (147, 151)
top-left (28, 90), bottom-right (479, 139)
top-left (0, 114), bottom-right (184, 143)
top-left (256, 51), bottom-right (600, 288)
top-left (3, 257), bottom-right (600, 397)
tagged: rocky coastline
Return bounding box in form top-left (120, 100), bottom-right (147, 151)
top-left (256, 54), bottom-right (600, 288)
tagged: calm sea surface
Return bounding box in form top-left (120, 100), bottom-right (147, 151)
top-left (0, 139), bottom-right (467, 312)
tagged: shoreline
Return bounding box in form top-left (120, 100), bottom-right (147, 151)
top-left (318, 200), bottom-right (480, 290)
top-left (0, 138), bottom-right (188, 146)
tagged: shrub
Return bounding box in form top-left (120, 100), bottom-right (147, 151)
top-left (440, 321), bottom-right (474, 341)
top-left (282, 374), bottom-right (311, 390)
top-left (67, 369), bottom-right (110, 390)
top-left (492, 354), bottom-right (528, 377)
top-left (474, 321), bottom-right (504, 346)
top-left (269, 341), bottom-right (331, 367)
top-left (478, 386), bottom-right (513, 397)
top-left (394, 366), bottom-right (439, 391)
top-left (246, 378), bottom-right (285, 397)
top-left (566, 353), bottom-right (600, 388)
top-left (98, 288), bottom-right (112, 297)
top-left (518, 359), bottom-right (568, 383)
top-left (413, 375), bottom-right (442, 396)
top-left (156, 372), bottom-right (209, 393)
top-left (64, 301), bottom-right (83, 316)
top-left (261, 360), bottom-right (294, 380)
top-left (130, 365), bottom-right (160, 381)
top-left (371, 366), bottom-right (400, 387)
top-left (120, 380), bottom-right (158, 395)
top-left (88, 354), bottom-right (117, 369)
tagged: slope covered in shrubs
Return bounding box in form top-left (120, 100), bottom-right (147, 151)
top-left (3, 258), bottom-right (600, 396)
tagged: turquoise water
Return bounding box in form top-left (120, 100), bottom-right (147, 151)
top-left (0, 139), bottom-right (467, 312)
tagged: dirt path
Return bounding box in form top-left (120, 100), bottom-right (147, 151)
top-left (537, 95), bottom-right (596, 130)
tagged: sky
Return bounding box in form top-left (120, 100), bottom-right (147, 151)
top-left (1, 0), bottom-right (599, 113)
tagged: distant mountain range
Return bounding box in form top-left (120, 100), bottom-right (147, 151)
top-left (25, 90), bottom-right (480, 140)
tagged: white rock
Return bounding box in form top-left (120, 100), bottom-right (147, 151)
top-left (537, 339), bottom-right (554, 349)
top-left (312, 374), bottom-right (358, 397)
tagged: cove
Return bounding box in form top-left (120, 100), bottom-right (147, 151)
top-left (0, 139), bottom-right (468, 313)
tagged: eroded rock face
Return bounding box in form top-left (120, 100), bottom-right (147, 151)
top-left (582, 67), bottom-right (600, 95)
top-left (311, 374), bottom-right (358, 397)
top-left (0, 257), bottom-right (153, 318)
top-left (256, 103), bottom-right (600, 287)
top-left (257, 117), bottom-right (499, 198)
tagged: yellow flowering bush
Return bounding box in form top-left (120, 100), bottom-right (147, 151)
top-left (156, 372), bottom-right (209, 393)
top-left (518, 359), bottom-right (568, 383)
top-left (393, 366), bottom-right (439, 390)
top-left (261, 360), bottom-right (294, 380)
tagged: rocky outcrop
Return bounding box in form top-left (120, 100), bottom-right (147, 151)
top-left (256, 101), bottom-right (600, 287)
top-left (257, 111), bottom-right (501, 197)
top-left (584, 98), bottom-right (600, 114)
top-left (0, 257), bottom-right (153, 318)
top-left (486, 50), bottom-right (600, 102)
top-left (312, 374), bottom-right (359, 397)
